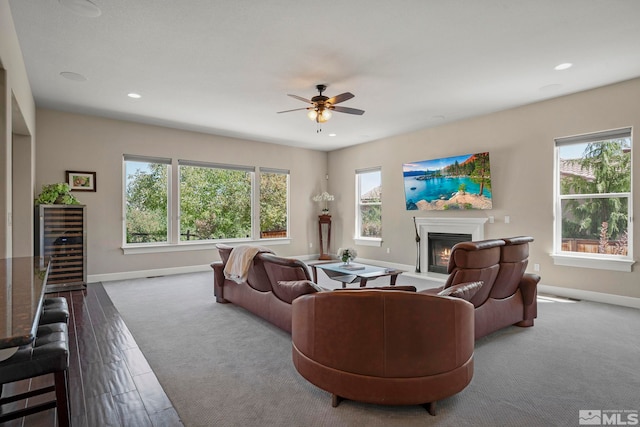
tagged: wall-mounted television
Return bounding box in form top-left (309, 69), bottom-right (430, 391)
top-left (403, 152), bottom-right (492, 210)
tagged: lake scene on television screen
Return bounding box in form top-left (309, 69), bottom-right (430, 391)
top-left (403, 152), bottom-right (492, 210)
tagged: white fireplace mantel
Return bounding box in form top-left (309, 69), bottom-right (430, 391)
top-left (414, 217), bottom-right (487, 240)
top-left (413, 217), bottom-right (488, 279)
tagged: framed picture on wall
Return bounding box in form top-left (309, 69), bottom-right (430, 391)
top-left (66, 170), bottom-right (96, 192)
top-left (402, 152), bottom-right (492, 210)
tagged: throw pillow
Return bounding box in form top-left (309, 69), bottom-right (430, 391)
top-left (437, 281), bottom-right (483, 301)
top-left (273, 280), bottom-right (325, 304)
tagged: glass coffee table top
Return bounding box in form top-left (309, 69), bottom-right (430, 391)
top-left (310, 262), bottom-right (403, 287)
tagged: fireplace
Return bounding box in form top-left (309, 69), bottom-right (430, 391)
top-left (428, 232), bottom-right (472, 273)
top-left (413, 217), bottom-right (487, 278)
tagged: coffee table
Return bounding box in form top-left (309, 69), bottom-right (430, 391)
top-left (310, 262), bottom-right (403, 288)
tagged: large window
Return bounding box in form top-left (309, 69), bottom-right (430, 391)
top-left (179, 161), bottom-right (253, 241)
top-left (259, 168), bottom-right (289, 239)
top-left (124, 155), bottom-right (171, 244)
top-left (124, 156), bottom-right (289, 248)
top-left (356, 168), bottom-right (382, 241)
top-left (553, 128), bottom-right (633, 270)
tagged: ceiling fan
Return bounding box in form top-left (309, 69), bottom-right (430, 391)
top-left (277, 84), bottom-right (365, 124)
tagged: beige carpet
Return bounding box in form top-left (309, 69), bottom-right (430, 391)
top-left (103, 272), bottom-right (640, 427)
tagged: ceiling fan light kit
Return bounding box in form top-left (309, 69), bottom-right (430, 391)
top-left (278, 84), bottom-right (364, 128)
top-left (308, 108), bottom-right (332, 123)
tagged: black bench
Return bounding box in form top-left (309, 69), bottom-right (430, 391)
top-left (0, 322), bottom-right (70, 426)
top-left (39, 297), bottom-right (70, 325)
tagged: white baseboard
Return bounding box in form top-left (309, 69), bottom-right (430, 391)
top-left (538, 284), bottom-right (640, 309)
top-left (88, 255), bottom-right (401, 283)
top-left (88, 264), bottom-right (212, 283)
top-left (88, 258), bottom-right (640, 310)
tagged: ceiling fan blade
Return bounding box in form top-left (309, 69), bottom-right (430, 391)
top-left (327, 92), bottom-right (354, 105)
top-left (277, 107), bottom-right (311, 114)
top-left (331, 106), bottom-right (365, 115)
top-left (287, 94), bottom-right (313, 104)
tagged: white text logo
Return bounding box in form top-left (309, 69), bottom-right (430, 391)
top-left (580, 410), bottom-right (639, 426)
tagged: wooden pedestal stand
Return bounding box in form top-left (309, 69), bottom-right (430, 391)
top-left (318, 214), bottom-right (332, 260)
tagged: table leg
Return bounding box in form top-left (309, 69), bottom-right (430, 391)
top-left (311, 265), bottom-right (318, 283)
top-left (390, 274), bottom-right (398, 286)
top-left (360, 278), bottom-right (368, 287)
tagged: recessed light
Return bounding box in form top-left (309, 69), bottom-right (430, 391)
top-left (127, 93), bottom-right (142, 99)
top-left (329, 133), bottom-right (337, 137)
top-left (60, 71), bottom-right (87, 82)
top-left (59, 0), bottom-right (102, 17)
top-left (554, 63), bottom-right (573, 71)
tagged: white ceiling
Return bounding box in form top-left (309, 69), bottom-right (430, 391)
top-left (8, 0), bottom-right (640, 151)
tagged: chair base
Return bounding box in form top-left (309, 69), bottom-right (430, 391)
top-left (423, 401), bottom-right (437, 415)
top-left (516, 319), bottom-right (534, 327)
top-left (331, 393), bottom-right (342, 407)
top-left (331, 393), bottom-right (438, 415)
top-left (0, 370), bottom-right (69, 426)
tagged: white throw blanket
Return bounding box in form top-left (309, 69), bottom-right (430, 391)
top-left (223, 245), bottom-right (274, 283)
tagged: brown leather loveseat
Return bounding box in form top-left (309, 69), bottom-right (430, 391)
top-left (212, 244), bottom-right (321, 333)
top-left (291, 289), bottom-right (475, 415)
top-left (422, 236), bottom-right (540, 339)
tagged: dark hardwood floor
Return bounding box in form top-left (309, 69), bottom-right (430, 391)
top-left (1, 283), bottom-right (182, 427)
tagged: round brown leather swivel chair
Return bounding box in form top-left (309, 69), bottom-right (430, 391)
top-left (291, 290), bottom-right (475, 415)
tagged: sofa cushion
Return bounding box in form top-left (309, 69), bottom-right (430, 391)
top-left (216, 243), bottom-right (233, 265)
top-left (273, 280), bottom-right (323, 304)
top-left (438, 281), bottom-right (483, 301)
top-left (491, 236), bottom-right (533, 299)
top-left (246, 257), bottom-right (272, 292)
top-left (447, 239), bottom-right (504, 273)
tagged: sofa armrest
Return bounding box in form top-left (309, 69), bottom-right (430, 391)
top-left (519, 273), bottom-right (540, 306)
top-left (211, 262), bottom-right (228, 303)
top-left (517, 273), bottom-right (540, 327)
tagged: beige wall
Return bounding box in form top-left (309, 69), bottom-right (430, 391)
top-left (328, 78), bottom-right (640, 299)
top-left (35, 109), bottom-right (328, 276)
top-left (0, 1), bottom-right (35, 127)
top-left (1, 0), bottom-right (36, 259)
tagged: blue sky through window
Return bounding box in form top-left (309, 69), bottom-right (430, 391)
top-left (359, 170), bottom-right (381, 196)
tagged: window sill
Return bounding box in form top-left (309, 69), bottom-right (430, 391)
top-left (550, 253), bottom-right (635, 272)
top-left (122, 238), bottom-right (291, 255)
top-left (354, 238), bottom-right (382, 247)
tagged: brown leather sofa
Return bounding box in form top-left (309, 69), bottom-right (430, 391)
top-left (422, 236), bottom-right (540, 339)
top-left (291, 289), bottom-right (475, 414)
top-left (212, 244), bottom-right (321, 333)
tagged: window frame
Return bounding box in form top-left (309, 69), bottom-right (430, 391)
top-left (122, 155), bottom-right (291, 254)
top-left (551, 127), bottom-right (634, 272)
top-left (122, 154), bottom-right (172, 246)
top-left (354, 167), bottom-right (382, 247)
top-left (258, 167), bottom-right (290, 240)
top-left (178, 160), bottom-right (255, 243)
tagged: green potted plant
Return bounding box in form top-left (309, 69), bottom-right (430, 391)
top-left (35, 183), bottom-right (81, 205)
